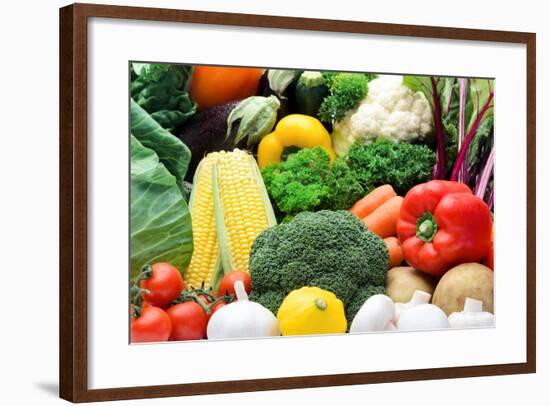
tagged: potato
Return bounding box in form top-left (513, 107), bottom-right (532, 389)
top-left (386, 266), bottom-right (437, 303)
top-left (432, 263), bottom-right (493, 315)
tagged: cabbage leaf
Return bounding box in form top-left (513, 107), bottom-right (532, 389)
top-left (130, 135), bottom-right (193, 280)
top-left (130, 99), bottom-right (191, 185)
top-left (131, 63), bottom-right (196, 132)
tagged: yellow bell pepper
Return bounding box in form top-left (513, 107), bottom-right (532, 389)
top-left (277, 287), bottom-right (347, 336)
top-left (257, 114), bottom-right (336, 169)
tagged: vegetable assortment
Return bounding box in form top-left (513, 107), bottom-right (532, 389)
top-left (129, 63), bottom-right (495, 343)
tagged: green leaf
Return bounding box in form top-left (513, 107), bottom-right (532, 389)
top-left (130, 135), bottom-right (193, 280)
top-left (467, 79), bottom-right (494, 131)
top-left (130, 99), bottom-right (191, 184)
top-left (131, 64), bottom-right (196, 131)
top-left (467, 114), bottom-right (494, 165)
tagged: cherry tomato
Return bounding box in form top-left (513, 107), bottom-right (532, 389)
top-left (194, 293), bottom-right (227, 321)
top-left (206, 300), bottom-right (226, 322)
top-left (166, 301), bottom-right (207, 341)
top-left (140, 263), bottom-right (185, 307)
top-left (217, 270), bottom-right (252, 297)
top-left (131, 305), bottom-right (172, 343)
top-left (190, 66), bottom-right (263, 110)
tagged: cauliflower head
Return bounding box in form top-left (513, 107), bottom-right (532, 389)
top-left (332, 75), bottom-right (433, 155)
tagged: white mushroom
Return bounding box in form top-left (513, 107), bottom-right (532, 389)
top-left (397, 303), bottom-right (450, 331)
top-left (350, 294), bottom-right (396, 333)
top-left (448, 297), bottom-right (495, 328)
top-left (394, 290), bottom-right (432, 323)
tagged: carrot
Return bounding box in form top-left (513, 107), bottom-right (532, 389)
top-left (363, 196), bottom-right (404, 238)
top-left (350, 185), bottom-right (397, 218)
top-left (384, 237), bottom-right (403, 268)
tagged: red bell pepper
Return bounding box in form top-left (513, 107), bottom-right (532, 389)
top-left (396, 180), bottom-right (492, 277)
top-left (483, 225), bottom-right (494, 271)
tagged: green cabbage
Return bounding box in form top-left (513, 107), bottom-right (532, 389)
top-left (130, 135), bottom-right (193, 280)
top-left (130, 99), bottom-right (191, 186)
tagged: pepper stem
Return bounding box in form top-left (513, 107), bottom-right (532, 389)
top-left (315, 299), bottom-right (327, 311)
top-left (416, 212), bottom-right (438, 242)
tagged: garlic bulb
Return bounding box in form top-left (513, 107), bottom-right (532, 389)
top-left (207, 281), bottom-right (280, 339)
top-left (350, 294), bottom-right (396, 333)
top-left (448, 297), bottom-right (495, 328)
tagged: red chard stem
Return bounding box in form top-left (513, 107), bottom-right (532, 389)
top-left (475, 146), bottom-right (495, 200)
top-left (450, 91), bottom-right (494, 182)
top-left (430, 77), bottom-right (446, 179)
top-left (457, 78), bottom-right (468, 183)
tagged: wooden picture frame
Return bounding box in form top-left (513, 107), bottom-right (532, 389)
top-left (59, 3), bottom-right (536, 402)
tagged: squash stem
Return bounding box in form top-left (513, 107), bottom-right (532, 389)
top-left (315, 299), bottom-right (327, 311)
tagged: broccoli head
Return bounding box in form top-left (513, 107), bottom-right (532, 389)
top-left (249, 210), bottom-right (388, 323)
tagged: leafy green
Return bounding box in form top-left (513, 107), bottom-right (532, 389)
top-left (130, 99), bottom-right (191, 186)
top-left (130, 135), bottom-right (193, 280)
top-left (261, 147), bottom-right (364, 221)
top-left (131, 63), bottom-right (197, 132)
top-left (468, 79), bottom-right (494, 130)
top-left (402, 75), bottom-right (432, 99)
top-left (467, 114), bottom-right (494, 174)
top-left (345, 141), bottom-right (436, 195)
top-left (318, 72), bottom-right (373, 123)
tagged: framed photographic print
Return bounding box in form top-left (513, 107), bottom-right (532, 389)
top-left (59, 3), bottom-right (536, 402)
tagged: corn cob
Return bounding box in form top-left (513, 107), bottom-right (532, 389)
top-left (184, 149), bottom-right (276, 290)
top-left (184, 153), bottom-right (221, 289)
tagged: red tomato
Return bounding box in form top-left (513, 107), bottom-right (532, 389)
top-left (206, 301), bottom-right (226, 322)
top-left (140, 263), bottom-right (185, 307)
top-left (217, 270), bottom-right (252, 297)
top-left (131, 305), bottom-right (172, 343)
top-left (166, 302), bottom-right (207, 341)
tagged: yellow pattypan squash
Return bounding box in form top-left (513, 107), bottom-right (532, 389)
top-left (277, 287), bottom-right (347, 336)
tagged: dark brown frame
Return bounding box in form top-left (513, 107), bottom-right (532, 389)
top-left (59, 2), bottom-right (536, 402)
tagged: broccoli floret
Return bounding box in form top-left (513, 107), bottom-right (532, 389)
top-left (346, 140), bottom-right (436, 195)
top-left (345, 285), bottom-right (386, 323)
top-left (318, 73), bottom-right (375, 123)
top-left (249, 210), bottom-right (389, 326)
top-left (261, 148), bottom-right (364, 221)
